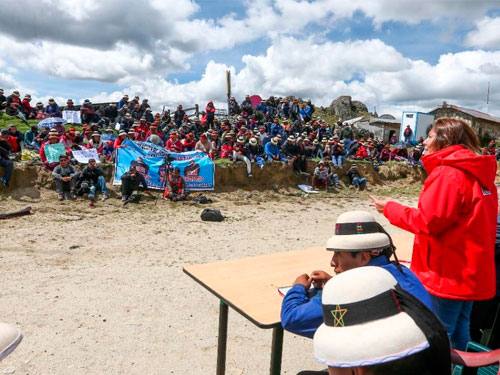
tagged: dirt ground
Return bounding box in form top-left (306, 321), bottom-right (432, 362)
top-left (0, 185), bottom-right (417, 375)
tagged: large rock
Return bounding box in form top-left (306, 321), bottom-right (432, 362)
top-left (329, 96), bottom-right (368, 121)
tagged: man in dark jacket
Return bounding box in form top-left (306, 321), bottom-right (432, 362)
top-left (77, 159), bottom-right (109, 201)
top-left (52, 155), bottom-right (78, 200)
top-left (0, 129), bottom-right (13, 187)
top-left (121, 164), bottom-right (148, 203)
top-left (174, 105), bottom-right (185, 127)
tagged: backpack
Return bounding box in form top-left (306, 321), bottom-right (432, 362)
top-left (200, 208), bottom-right (224, 222)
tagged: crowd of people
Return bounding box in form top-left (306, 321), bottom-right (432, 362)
top-left (0, 89), bottom-right (498, 199)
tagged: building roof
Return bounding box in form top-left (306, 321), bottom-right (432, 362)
top-left (430, 104), bottom-right (500, 124)
top-left (369, 116), bottom-right (401, 125)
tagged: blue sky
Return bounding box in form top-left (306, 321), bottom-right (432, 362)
top-left (1, 0), bottom-right (500, 115)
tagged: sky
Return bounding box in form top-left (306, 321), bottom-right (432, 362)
top-left (1, 0), bottom-right (500, 118)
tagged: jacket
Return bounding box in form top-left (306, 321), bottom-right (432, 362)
top-left (280, 256), bottom-right (433, 338)
top-left (384, 145), bottom-right (497, 300)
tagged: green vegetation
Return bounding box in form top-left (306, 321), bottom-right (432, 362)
top-left (0, 114), bottom-right (38, 132)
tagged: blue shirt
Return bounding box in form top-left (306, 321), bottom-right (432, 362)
top-left (264, 142), bottom-right (280, 159)
top-left (280, 255), bottom-right (433, 338)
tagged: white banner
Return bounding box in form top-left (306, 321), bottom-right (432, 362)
top-left (62, 110), bottom-right (81, 124)
top-left (72, 148), bottom-right (99, 164)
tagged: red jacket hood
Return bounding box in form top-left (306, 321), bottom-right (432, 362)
top-left (422, 145), bottom-right (497, 189)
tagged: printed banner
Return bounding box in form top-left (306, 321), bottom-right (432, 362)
top-left (62, 110), bottom-right (82, 124)
top-left (44, 143), bottom-right (67, 163)
top-left (72, 148), bottom-right (100, 164)
top-left (113, 140), bottom-right (214, 191)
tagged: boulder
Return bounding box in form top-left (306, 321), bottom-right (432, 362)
top-left (329, 96), bottom-right (368, 121)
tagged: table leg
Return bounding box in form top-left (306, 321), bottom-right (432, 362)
top-left (216, 300), bottom-right (228, 375)
top-left (270, 326), bottom-right (284, 375)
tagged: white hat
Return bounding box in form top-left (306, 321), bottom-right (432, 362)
top-left (271, 137), bottom-right (279, 145)
top-left (249, 137), bottom-right (258, 145)
top-left (326, 211), bottom-right (390, 252)
top-left (313, 267), bottom-right (429, 368)
top-left (0, 322), bottom-right (23, 361)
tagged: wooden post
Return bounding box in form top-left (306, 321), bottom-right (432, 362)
top-left (226, 70), bottom-right (231, 114)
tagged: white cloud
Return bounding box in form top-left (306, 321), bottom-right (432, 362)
top-left (80, 37), bottom-right (500, 119)
top-left (465, 16), bottom-right (500, 49)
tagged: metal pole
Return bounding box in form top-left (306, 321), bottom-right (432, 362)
top-left (216, 300), bottom-right (229, 375)
top-left (269, 326), bottom-right (284, 375)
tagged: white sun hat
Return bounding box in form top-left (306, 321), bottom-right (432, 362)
top-left (313, 266), bottom-right (429, 368)
top-left (326, 211), bottom-right (391, 252)
top-left (0, 323), bottom-right (23, 361)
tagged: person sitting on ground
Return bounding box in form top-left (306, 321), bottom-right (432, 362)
top-left (52, 155), bottom-right (78, 201)
top-left (233, 136), bottom-right (252, 177)
top-left (325, 161), bottom-right (341, 188)
top-left (0, 130), bottom-right (14, 188)
top-left (163, 167), bottom-right (187, 201)
top-left (181, 132), bottom-right (196, 151)
top-left (113, 130), bottom-right (128, 149)
top-left (120, 164), bottom-right (148, 203)
top-left (195, 133), bottom-right (214, 158)
top-left (165, 131), bottom-right (184, 152)
top-left (313, 160), bottom-right (329, 190)
top-left (245, 137), bottom-right (264, 163)
top-left (76, 158), bottom-right (109, 202)
top-left (346, 164), bottom-right (367, 190)
top-left (282, 135), bottom-right (306, 173)
top-left (220, 135), bottom-right (234, 159)
top-left (24, 125), bottom-right (40, 150)
top-left (310, 266), bottom-right (450, 375)
top-left (281, 211), bottom-right (432, 339)
top-left (264, 136), bottom-right (282, 161)
top-left (40, 129), bottom-right (64, 170)
top-left (45, 98), bottom-right (61, 117)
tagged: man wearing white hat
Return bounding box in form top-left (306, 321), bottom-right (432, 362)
top-left (0, 323), bottom-right (22, 362)
top-left (312, 267), bottom-right (450, 375)
top-left (281, 211), bottom-right (432, 338)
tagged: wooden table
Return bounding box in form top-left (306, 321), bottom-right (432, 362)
top-left (183, 233), bottom-right (414, 375)
top-left (183, 247), bottom-right (331, 375)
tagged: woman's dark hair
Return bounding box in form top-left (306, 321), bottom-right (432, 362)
top-left (368, 287), bottom-right (451, 375)
top-left (431, 118), bottom-right (481, 153)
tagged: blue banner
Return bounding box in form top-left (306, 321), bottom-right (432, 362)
top-left (113, 140), bottom-right (214, 191)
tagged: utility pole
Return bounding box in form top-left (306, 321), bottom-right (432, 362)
top-left (486, 81), bottom-right (491, 113)
top-left (226, 70), bottom-right (231, 114)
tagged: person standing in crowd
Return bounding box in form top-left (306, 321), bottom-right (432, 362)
top-left (205, 101), bottom-right (216, 129)
top-left (174, 105), bottom-right (185, 127)
top-left (52, 155), bottom-right (78, 201)
top-left (0, 129), bottom-right (14, 188)
top-left (403, 125), bottom-right (413, 143)
top-left (372, 118), bottom-right (498, 350)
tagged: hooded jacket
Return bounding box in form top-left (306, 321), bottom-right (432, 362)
top-left (384, 145), bottom-right (497, 300)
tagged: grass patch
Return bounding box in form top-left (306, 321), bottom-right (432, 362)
top-left (214, 158), bottom-right (233, 167)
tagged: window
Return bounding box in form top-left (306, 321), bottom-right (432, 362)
top-left (405, 114), bottom-right (414, 118)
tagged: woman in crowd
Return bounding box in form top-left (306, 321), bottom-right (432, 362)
top-left (371, 118), bottom-right (498, 350)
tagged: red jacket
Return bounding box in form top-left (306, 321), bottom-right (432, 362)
top-left (384, 145), bottom-right (497, 300)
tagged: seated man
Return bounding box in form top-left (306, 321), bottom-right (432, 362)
top-left (163, 167), bottom-right (187, 201)
top-left (77, 159), bottom-right (109, 202)
top-left (120, 164), bottom-right (147, 204)
top-left (0, 129), bottom-right (14, 188)
top-left (313, 161), bottom-right (329, 190)
top-left (346, 164), bottom-right (367, 190)
top-left (264, 137), bottom-right (282, 161)
top-left (312, 267), bottom-right (450, 375)
top-left (281, 211), bottom-right (432, 338)
top-left (52, 155), bottom-right (78, 201)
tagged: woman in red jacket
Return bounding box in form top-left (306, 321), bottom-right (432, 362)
top-left (371, 118), bottom-right (497, 350)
